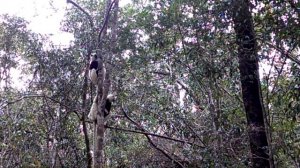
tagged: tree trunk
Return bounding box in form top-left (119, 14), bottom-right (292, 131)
top-left (82, 57), bottom-right (92, 168)
top-left (93, 93), bottom-right (105, 168)
top-left (93, 0), bottom-right (117, 167)
top-left (231, 0), bottom-right (270, 167)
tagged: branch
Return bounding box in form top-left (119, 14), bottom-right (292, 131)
top-left (184, 123), bottom-right (207, 147)
top-left (81, 59), bottom-right (93, 167)
top-left (121, 105), bottom-right (184, 168)
top-left (266, 42), bottom-right (300, 66)
top-left (149, 71), bottom-right (171, 76)
top-left (97, 0), bottom-right (117, 48)
top-left (106, 125), bottom-right (204, 148)
top-left (176, 80), bottom-right (204, 110)
top-left (2, 94), bottom-right (81, 119)
top-left (270, 57), bottom-right (288, 95)
top-left (66, 0), bottom-right (94, 28)
top-left (216, 82), bottom-right (243, 104)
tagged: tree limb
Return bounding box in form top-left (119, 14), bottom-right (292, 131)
top-left (105, 125), bottom-right (204, 148)
top-left (266, 42), bottom-right (300, 66)
top-left (97, 0), bottom-right (117, 48)
top-left (66, 0), bottom-right (94, 28)
top-left (176, 80), bottom-right (204, 110)
top-left (2, 94), bottom-right (81, 119)
top-left (81, 59), bottom-right (92, 168)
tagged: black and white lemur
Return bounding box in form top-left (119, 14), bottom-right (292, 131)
top-left (88, 54), bottom-right (114, 120)
top-left (88, 94), bottom-right (114, 120)
top-left (89, 54), bottom-right (99, 85)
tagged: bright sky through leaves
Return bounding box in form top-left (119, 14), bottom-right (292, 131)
top-left (0, 0), bottom-right (130, 89)
top-left (0, 0), bottom-right (130, 45)
top-left (0, 0), bottom-right (73, 89)
top-left (0, 0), bottom-right (74, 46)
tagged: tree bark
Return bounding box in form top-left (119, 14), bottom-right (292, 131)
top-left (231, 0), bottom-right (270, 167)
top-left (93, 0), bottom-right (116, 167)
top-left (81, 58), bottom-right (92, 168)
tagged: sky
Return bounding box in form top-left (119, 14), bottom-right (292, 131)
top-left (0, 0), bottom-right (130, 46)
top-left (0, 0), bottom-right (73, 46)
top-left (0, 0), bottom-right (277, 89)
top-left (0, 0), bottom-right (130, 89)
top-left (0, 0), bottom-right (71, 89)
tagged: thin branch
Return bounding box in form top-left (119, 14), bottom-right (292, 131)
top-left (184, 123), bottom-right (207, 147)
top-left (216, 82), bottom-right (243, 104)
top-left (97, 0), bottom-right (117, 48)
top-left (270, 57), bottom-right (288, 95)
top-left (66, 0), bottom-right (94, 28)
top-left (2, 94), bottom-right (81, 119)
top-left (266, 42), bottom-right (300, 66)
top-left (146, 134), bottom-right (185, 167)
top-left (106, 125), bottom-right (204, 148)
top-left (149, 71), bottom-right (171, 76)
top-left (176, 80), bottom-right (204, 110)
top-left (81, 59), bottom-right (92, 168)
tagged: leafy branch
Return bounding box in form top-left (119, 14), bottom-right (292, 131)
top-left (66, 0), bottom-right (117, 51)
top-left (66, 0), bottom-right (94, 28)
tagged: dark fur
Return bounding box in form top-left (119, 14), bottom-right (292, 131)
top-left (104, 99), bottom-right (112, 117)
top-left (89, 55), bottom-right (98, 71)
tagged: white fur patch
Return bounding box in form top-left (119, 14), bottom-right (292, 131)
top-left (89, 69), bottom-right (97, 85)
top-left (88, 96), bottom-right (97, 120)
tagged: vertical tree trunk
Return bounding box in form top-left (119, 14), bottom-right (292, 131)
top-left (93, 53), bottom-right (105, 168)
top-left (231, 0), bottom-right (270, 167)
top-left (81, 58), bottom-right (92, 168)
top-left (51, 108), bottom-right (61, 168)
top-left (93, 0), bottom-right (115, 167)
top-left (94, 93), bottom-right (105, 168)
top-left (208, 87), bottom-right (221, 167)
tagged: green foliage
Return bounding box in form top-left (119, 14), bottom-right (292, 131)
top-left (1, 0), bottom-right (300, 167)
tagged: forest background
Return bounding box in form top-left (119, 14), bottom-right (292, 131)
top-left (0, 0), bottom-right (299, 167)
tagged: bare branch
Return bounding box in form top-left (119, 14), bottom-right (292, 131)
top-left (149, 71), bottom-right (171, 76)
top-left (81, 58), bottom-right (93, 167)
